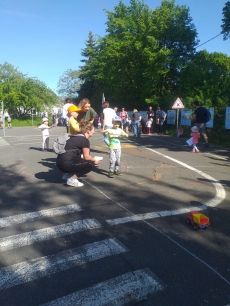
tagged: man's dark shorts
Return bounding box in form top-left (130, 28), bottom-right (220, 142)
top-left (195, 123), bottom-right (206, 134)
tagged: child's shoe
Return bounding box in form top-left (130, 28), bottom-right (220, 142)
top-left (115, 170), bottom-right (122, 176)
top-left (195, 148), bottom-right (199, 153)
top-left (108, 171), bottom-right (114, 178)
top-left (191, 148), bottom-right (195, 153)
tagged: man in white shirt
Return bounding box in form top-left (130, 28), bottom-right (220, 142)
top-left (102, 101), bottom-right (116, 146)
top-left (62, 98), bottom-right (73, 132)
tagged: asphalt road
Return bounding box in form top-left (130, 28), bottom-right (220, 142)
top-left (0, 126), bottom-right (230, 306)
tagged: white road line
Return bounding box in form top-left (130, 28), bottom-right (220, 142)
top-left (0, 204), bottom-right (82, 228)
top-left (40, 268), bottom-right (164, 306)
top-left (0, 137), bottom-right (10, 146)
top-left (84, 146), bottom-right (230, 286)
top-left (0, 219), bottom-right (102, 252)
top-left (147, 148), bottom-right (226, 208)
top-left (0, 238), bottom-right (127, 290)
top-left (107, 205), bottom-right (207, 226)
top-left (106, 148), bottom-right (226, 226)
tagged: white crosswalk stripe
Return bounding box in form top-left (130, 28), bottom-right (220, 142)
top-left (0, 238), bottom-right (127, 290)
top-left (40, 268), bottom-right (164, 306)
top-left (0, 219), bottom-right (102, 251)
top-left (106, 205), bottom-right (207, 226)
top-left (0, 203), bottom-right (165, 305)
top-left (0, 204), bottom-right (82, 228)
top-left (0, 137), bottom-right (10, 146)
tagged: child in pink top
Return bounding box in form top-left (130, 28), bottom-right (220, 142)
top-left (191, 126), bottom-right (200, 152)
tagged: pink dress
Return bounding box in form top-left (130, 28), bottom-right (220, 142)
top-left (191, 132), bottom-right (200, 144)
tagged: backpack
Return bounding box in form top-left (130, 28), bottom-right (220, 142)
top-left (53, 133), bottom-right (84, 154)
top-left (53, 133), bottom-right (70, 154)
top-left (205, 109), bottom-right (211, 123)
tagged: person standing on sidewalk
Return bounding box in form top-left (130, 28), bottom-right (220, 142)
top-left (156, 107), bottom-right (167, 135)
top-left (7, 116), bottom-right (12, 128)
top-left (147, 106), bottom-right (155, 133)
top-left (132, 109), bottom-right (141, 137)
top-left (191, 100), bottom-right (209, 147)
top-left (119, 107), bottom-right (127, 130)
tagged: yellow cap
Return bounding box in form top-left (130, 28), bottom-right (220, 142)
top-left (68, 105), bottom-right (81, 113)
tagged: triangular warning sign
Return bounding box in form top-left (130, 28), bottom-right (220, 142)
top-left (172, 98), bottom-right (184, 109)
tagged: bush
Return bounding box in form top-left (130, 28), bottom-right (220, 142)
top-left (9, 116), bottom-right (52, 127)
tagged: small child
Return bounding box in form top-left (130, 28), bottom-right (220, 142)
top-left (101, 116), bottom-right (128, 178)
top-left (125, 114), bottom-right (131, 133)
top-left (67, 105), bottom-right (81, 135)
top-left (190, 126), bottom-right (200, 153)
top-left (38, 118), bottom-right (53, 151)
top-left (98, 117), bottom-right (102, 128)
top-left (146, 118), bottom-right (152, 134)
top-left (7, 116), bottom-right (12, 129)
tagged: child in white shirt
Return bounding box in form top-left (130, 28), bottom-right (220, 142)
top-left (146, 118), bottom-right (152, 134)
top-left (101, 116), bottom-right (128, 177)
top-left (38, 118), bottom-right (53, 151)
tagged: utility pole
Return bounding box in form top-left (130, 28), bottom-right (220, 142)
top-left (1, 101), bottom-right (5, 137)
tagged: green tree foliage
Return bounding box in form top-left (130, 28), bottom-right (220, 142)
top-left (61, 0), bottom-right (230, 116)
top-left (221, 1), bottom-right (230, 40)
top-left (77, 31), bottom-right (99, 102)
top-left (180, 51), bottom-right (230, 108)
top-left (0, 62), bottom-right (58, 117)
top-left (57, 69), bottom-right (81, 99)
top-left (77, 0), bottom-right (199, 110)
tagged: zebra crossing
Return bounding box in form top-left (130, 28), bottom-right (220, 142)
top-left (0, 203), bottom-right (165, 306)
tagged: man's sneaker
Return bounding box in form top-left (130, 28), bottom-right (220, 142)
top-left (62, 173), bottom-right (69, 180)
top-left (204, 143), bottom-right (209, 148)
top-left (109, 171), bottom-right (114, 178)
top-left (115, 170), bottom-right (122, 176)
top-left (67, 178), bottom-right (84, 187)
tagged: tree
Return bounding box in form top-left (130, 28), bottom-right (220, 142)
top-left (221, 1), bottom-right (230, 40)
top-left (87, 0), bottom-right (198, 110)
top-left (180, 51), bottom-right (230, 108)
top-left (0, 62), bottom-right (58, 117)
top-left (78, 31), bottom-right (99, 101)
top-left (57, 69), bottom-right (81, 99)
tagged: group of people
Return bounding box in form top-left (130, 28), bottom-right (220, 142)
top-left (37, 98), bottom-right (209, 188)
top-left (190, 100), bottom-right (209, 152)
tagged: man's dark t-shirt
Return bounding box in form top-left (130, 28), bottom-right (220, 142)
top-left (194, 107), bottom-right (207, 123)
top-left (147, 110), bottom-right (154, 120)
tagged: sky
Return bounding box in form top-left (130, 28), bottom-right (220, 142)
top-left (0, 0), bottom-right (229, 93)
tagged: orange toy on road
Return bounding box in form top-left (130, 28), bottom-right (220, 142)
top-left (186, 211), bottom-right (210, 230)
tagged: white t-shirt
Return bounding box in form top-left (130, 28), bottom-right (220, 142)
top-left (62, 103), bottom-right (73, 119)
top-left (103, 108), bottom-right (116, 126)
top-left (146, 120), bottom-right (152, 128)
top-left (39, 124), bottom-right (50, 136)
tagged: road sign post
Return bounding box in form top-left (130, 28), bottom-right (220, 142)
top-left (172, 98), bottom-right (184, 134)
